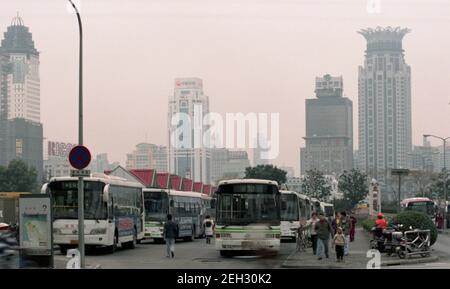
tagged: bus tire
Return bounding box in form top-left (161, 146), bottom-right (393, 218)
top-left (59, 245), bottom-right (68, 255)
top-left (124, 228), bottom-right (137, 249)
top-left (220, 250), bottom-right (232, 258)
top-left (107, 230), bottom-right (119, 254)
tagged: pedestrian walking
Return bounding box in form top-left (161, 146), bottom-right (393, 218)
top-left (332, 227), bottom-right (346, 262)
top-left (305, 212), bottom-right (319, 255)
top-left (340, 211), bottom-right (351, 255)
top-left (349, 212), bottom-right (357, 242)
top-left (331, 212), bottom-right (341, 236)
top-left (314, 212), bottom-right (332, 260)
top-left (203, 215), bottom-right (215, 244)
top-left (163, 214), bottom-right (179, 258)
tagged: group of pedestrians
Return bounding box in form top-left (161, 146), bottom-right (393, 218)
top-left (305, 210), bottom-right (357, 262)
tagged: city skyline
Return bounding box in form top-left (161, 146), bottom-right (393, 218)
top-left (1, 1), bottom-right (450, 176)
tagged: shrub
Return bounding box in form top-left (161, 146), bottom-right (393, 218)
top-left (392, 211), bottom-right (438, 246)
top-left (361, 217), bottom-right (377, 232)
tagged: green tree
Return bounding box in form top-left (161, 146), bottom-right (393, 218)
top-left (0, 159), bottom-right (38, 192)
top-left (244, 165), bottom-right (287, 185)
top-left (338, 169), bottom-right (369, 208)
top-left (301, 169), bottom-right (330, 200)
top-left (429, 169), bottom-right (450, 200)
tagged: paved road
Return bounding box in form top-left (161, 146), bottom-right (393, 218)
top-left (54, 238), bottom-right (296, 269)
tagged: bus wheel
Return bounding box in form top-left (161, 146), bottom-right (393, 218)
top-left (130, 228), bottom-right (137, 249)
top-left (125, 228), bottom-right (137, 249)
top-left (59, 245), bottom-right (68, 255)
top-left (220, 250), bottom-right (231, 258)
top-left (107, 231), bottom-right (118, 254)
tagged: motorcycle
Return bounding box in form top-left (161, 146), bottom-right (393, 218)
top-left (370, 224), bottom-right (403, 255)
top-left (0, 223), bottom-right (20, 269)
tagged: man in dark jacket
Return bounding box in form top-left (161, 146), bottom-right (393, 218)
top-left (314, 212), bottom-right (332, 260)
top-left (163, 214), bottom-right (179, 258)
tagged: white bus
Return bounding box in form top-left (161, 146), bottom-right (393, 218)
top-left (143, 188), bottom-right (204, 242)
top-left (42, 174), bottom-right (145, 254)
top-left (320, 202), bottom-right (335, 219)
top-left (280, 191), bottom-right (313, 240)
top-left (215, 179), bottom-right (281, 257)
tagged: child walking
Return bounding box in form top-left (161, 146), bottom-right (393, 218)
top-left (333, 227), bottom-right (346, 262)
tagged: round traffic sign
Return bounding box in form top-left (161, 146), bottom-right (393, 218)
top-left (69, 145), bottom-right (91, 170)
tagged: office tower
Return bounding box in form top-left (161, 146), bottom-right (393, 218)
top-left (301, 74), bottom-right (353, 175)
top-left (358, 27), bottom-right (412, 183)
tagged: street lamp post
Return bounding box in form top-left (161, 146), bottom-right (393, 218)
top-left (424, 134), bottom-right (450, 231)
top-left (68, 0), bottom-right (85, 268)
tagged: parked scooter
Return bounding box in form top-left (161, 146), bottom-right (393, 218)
top-left (370, 224), bottom-right (403, 255)
top-left (0, 223), bottom-right (19, 269)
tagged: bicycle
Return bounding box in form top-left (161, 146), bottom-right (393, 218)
top-left (293, 226), bottom-right (309, 252)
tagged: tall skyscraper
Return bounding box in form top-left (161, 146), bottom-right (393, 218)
top-left (168, 78), bottom-right (211, 183)
top-left (0, 15), bottom-right (43, 181)
top-left (300, 74), bottom-right (353, 175)
top-left (358, 27), bottom-right (412, 183)
top-left (0, 15), bottom-right (40, 123)
top-left (210, 148), bottom-right (250, 184)
top-left (126, 143), bottom-right (167, 172)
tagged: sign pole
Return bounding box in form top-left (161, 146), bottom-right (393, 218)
top-left (68, 0), bottom-right (85, 269)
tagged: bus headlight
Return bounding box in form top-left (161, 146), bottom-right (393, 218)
top-left (90, 228), bottom-right (107, 235)
top-left (53, 228), bottom-right (62, 234)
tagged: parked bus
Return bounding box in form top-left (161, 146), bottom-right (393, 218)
top-left (143, 188), bottom-right (204, 242)
top-left (320, 202), bottom-right (335, 219)
top-left (400, 197), bottom-right (436, 221)
top-left (280, 190), bottom-right (305, 240)
top-left (215, 179), bottom-right (281, 257)
top-left (310, 198), bottom-right (321, 214)
top-left (42, 174), bottom-right (145, 254)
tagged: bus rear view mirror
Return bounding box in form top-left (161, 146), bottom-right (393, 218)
top-left (103, 184), bottom-right (110, 203)
top-left (211, 199), bottom-right (216, 209)
top-left (170, 199), bottom-right (175, 207)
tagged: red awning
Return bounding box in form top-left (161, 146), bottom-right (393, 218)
top-left (156, 173), bottom-right (170, 189)
top-left (130, 169), bottom-right (155, 187)
top-left (182, 178), bottom-right (193, 191)
top-left (193, 182), bottom-right (203, 193)
top-left (170, 175), bottom-right (182, 190)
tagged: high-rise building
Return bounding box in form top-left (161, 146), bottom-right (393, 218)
top-left (168, 78), bottom-right (211, 183)
top-left (126, 143), bottom-right (167, 172)
top-left (358, 27), bottom-right (412, 183)
top-left (0, 15), bottom-right (40, 123)
top-left (210, 148), bottom-right (250, 184)
top-left (300, 74), bottom-right (353, 175)
top-left (407, 137), bottom-right (440, 173)
top-left (0, 15), bottom-right (43, 181)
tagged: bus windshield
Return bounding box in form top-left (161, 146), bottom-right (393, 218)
top-left (144, 191), bottom-right (169, 221)
top-left (405, 201), bottom-right (435, 216)
top-left (216, 184), bottom-right (280, 225)
top-left (324, 205), bottom-right (334, 217)
top-left (49, 181), bottom-right (106, 220)
top-left (281, 194), bottom-right (298, 221)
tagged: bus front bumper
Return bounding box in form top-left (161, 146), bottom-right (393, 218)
top-left (54, 234), bottom-right (110, 246)
top-left (215, 239), bottom-right (280, 251)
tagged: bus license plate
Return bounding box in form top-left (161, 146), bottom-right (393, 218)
top-left (70, 240), bottom-right (79, 245)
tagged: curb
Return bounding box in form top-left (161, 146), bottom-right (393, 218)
top-left (381, 256), bottom-right (439, 267)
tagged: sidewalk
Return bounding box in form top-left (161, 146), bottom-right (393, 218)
top-left (282, 227), bottom-right (371, 268)
top-left (281, 227), bottom-right (439, 268)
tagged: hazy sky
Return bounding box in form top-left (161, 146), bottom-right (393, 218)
top-left (2, 0), bottom-right (450, 176)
